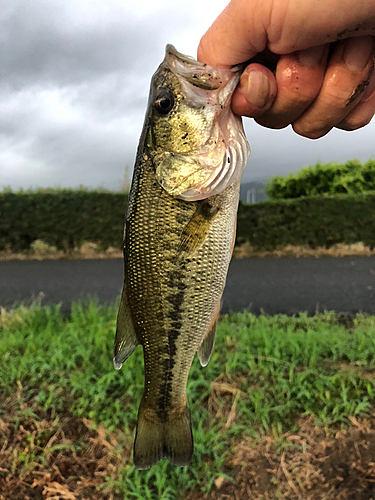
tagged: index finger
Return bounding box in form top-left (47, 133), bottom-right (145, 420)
top-left (197, 0), bottom-right (267, 68)
top-left (197, 0), bottom-right (375, 68)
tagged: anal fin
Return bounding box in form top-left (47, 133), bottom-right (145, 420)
top-left (197, 304), bottom-right (220, 367)
top-left (113, 283), bottom-right (139, 370)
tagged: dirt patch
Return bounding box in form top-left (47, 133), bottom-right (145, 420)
top-left (0, 399), bottom-right (131, 500)
top-left (193, 415), bottom-right (375, 500)
top-left (3, 396), bottom-right (375, 499)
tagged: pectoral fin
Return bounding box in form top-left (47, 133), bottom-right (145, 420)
top-left (197, 304), bottom-right (220, 367)
top-left (178, 201), bottom-right (219, 257)
top-left (113, 283), bottom-right (139, 370)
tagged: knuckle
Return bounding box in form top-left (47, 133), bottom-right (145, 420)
top-left (278, 64), bottom-right (322, 105)
top-left (292, 86), bottom-right (319, 105)
top-left (255, 115), bottom-right (289, 130)
top-left (341, 113), bottom-right (374, 131)
top-left (292, 122), bottom-right (328, 139)
top-left (344, 98), bottom-right (375, 128)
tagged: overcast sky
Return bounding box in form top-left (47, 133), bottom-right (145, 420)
top-left (1, 0), bottom-right (374, 191)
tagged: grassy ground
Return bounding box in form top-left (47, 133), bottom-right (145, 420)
top-left (2, 301), bottom-right (375, 499)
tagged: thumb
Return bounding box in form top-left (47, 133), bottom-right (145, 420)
top-left (231, 63), bottom-right (277, 117)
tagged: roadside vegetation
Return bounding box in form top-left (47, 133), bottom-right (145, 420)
top-left (3, 159), bottom-right (375, 258)
top-left (232, 242), bottom-right (375, 259)
top-left (266, 158), bottom-right (375, 199)
top-left (2, 240), bottom-right (375, 261)
top-left (0, 240), bottom-right (123, 261)
top-left (2, 300), bottom-right (375, 499)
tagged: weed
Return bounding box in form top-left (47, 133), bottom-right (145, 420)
top-left (2, 302), bottom-right (375, 499)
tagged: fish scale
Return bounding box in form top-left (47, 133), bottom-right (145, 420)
top-left (114, 45), bottom-right (249, 469)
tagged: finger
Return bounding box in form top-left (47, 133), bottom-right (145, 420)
top-left (292, 36), bottom-right (375, 139)
top-left (253, 44), bottom-right (329, 129)
top-left (337, 67), bottom-right (375, 130)
top-left (198, 0), bottom-right (375, 68)
top-left (197, 0), bottom-right (267, 68)
top-left (231, 63), bottom-right (277, 117)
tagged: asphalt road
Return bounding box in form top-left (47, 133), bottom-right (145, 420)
top-left (1, 257), bottom-right (375, 315)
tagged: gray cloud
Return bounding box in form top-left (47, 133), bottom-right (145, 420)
top-left (242, 120), bottom-right (375, 182)
top-left (0, 1), bottom-right (160, 89)
top-left (0, 0), bottom-right (175, 189)
top-left (0, 0), bottom-right (374, 192)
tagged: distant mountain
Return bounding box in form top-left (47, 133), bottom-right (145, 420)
top-left (239, 181), bottom-right (268, 204)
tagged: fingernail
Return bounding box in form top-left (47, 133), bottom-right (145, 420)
top-left (344, 36), bottom-right (373, 71)
top-left (297, 45), bottom-right (326, 67)
top-left (245, 71), bottom-right (270, 108)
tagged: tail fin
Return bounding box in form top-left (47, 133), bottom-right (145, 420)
top-left (133, 402), bottom-right (193, 469)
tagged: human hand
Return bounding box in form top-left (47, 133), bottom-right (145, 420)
top-left (198, 0), bottom-right (375, 138)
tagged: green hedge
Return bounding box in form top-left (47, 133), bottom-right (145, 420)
top-left (236, 191), bottom-right (375, 250)
top-left (266, 159), bottom-right (375, 199)
top-left (3, 189), bottom-right (375, 253)
top-left (1, 189), bottom-right (127, 251)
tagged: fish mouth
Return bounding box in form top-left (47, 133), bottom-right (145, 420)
top-left (164, 45), bottom-right (200, 68)
top-left (164, 44), bottom-right (242, 93)
top-left (165, 44), bottom-right (243, 73)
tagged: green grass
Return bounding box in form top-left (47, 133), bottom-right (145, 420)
top-left (1, 301), bottom-right (375, 499)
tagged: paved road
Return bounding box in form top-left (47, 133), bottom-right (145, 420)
top-left (1, 257), bottom-right (375, 315)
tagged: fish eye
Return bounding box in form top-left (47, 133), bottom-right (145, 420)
top-left (154, 91), bottom-right (174, 115)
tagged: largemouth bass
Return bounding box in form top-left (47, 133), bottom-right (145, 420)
top-left (114, 45), bottom-right (250, 469)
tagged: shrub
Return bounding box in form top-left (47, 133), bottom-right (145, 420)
top-left (266, 159), bottom-right (375, 200)
top-left (1, 188), bottom-right (127, 252)
top-left (3, 187), bottom-right (375, 254)
top-left (236, 191), bottom-right (375, 250)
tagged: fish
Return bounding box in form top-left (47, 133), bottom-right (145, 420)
top-left (114, 44), bottom-right (250, 469)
